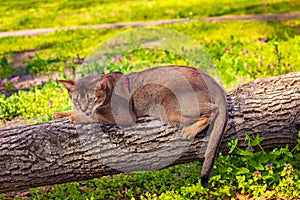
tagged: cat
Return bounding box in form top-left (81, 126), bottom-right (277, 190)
top-left (53, 65), bottom-right (228, 187)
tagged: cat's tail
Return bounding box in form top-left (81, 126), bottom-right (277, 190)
top-left (200, 74), bottom-right (228, 188)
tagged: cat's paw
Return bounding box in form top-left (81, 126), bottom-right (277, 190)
top-left (182, 117), bottom-right (209, 140)
top-left (69, 112), bottom-right (95, 124)
top-left (182, 126), bottom-right (198, 140)
top-left (52, 111), bottom-right (74, 119)
top-left (52, 113), bottom-right (63, 119)
top-left (69, 114), bottom-right (75, 123)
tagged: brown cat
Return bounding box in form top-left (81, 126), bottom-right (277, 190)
top-left (53, 65), bottom-right (228, 187)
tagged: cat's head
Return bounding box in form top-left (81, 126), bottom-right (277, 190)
top-left (58, 75), bottom-right (110, 117)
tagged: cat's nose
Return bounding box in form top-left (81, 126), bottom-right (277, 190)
top-left (85, 111), bottom-right (92, 116)
top-left (80, 106), bottom-right (88, 113)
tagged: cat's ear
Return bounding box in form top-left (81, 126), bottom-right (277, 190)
top-left (96, 78), bottom-right (109, 90)
top-left (58, 80), bottom-right (75, 91)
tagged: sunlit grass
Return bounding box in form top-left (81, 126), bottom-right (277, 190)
top-left (0, 0), bottom-right (299, 31)
top-left (1, 19), bottom-right (299, 88)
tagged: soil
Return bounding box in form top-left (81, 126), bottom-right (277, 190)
top-left (12, 49), bottom-right (36, 67)
top-left (0, 48), bottom-right (74, 96)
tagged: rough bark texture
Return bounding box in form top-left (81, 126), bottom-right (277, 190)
top-left (0, 72), bottom-right (299, 193)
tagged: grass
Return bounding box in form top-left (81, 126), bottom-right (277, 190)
top-left (0, 0), bottom-right (299, 31)
top-left (0, 18), bottom-right (299, 85)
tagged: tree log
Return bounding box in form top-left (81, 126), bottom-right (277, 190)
top-left (0, 72), bottom-right (299, 193)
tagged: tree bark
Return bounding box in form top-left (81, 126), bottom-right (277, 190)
top-left (0, 72), bottom-right (299, 193)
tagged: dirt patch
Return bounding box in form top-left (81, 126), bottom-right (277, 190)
top-left (11, 49), bottom-right (36, 68)
top-left (14, 68), bottom-right (72, 89)
top-left (0, 67), bottom-right (73, 97)
top-left (1, 47), bottom-right (75, 96)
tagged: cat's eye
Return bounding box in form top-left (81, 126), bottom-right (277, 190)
top-left (88, 97), bottom-right (95, 104)
top-left (73, 98), bottom-right (79, 104)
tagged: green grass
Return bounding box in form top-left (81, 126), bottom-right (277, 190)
top-left (0, 81), bottom-right (72, 122)
top-left (0, 18), bottom-right (299, 86)
top-left (0, 0), bottom-right (299, 31)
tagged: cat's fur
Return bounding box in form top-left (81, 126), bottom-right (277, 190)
top-left (53, 65), bottom-right (228, 187)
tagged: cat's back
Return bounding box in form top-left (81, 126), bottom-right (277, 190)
top-left (130, 65), bottom-right (209, 93)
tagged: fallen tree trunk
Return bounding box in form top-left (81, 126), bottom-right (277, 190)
top-left (0, 72), bottom-right (299, 193)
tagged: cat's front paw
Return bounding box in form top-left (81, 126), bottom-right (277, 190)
top-left (69, 112), bottom-right (95, 124)
top-left (182, 117), bottom-right (209, 140)
top-left (52, 111), bottom-right (74, 119)
top-left (182, 126), bottom-right (198, 140)
top-left (52, 112), bottom-right (63, 119)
